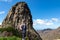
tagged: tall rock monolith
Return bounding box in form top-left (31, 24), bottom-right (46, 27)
top-left (2, 2), bottom-right (42, 40)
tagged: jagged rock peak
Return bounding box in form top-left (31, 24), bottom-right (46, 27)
top-left (2, 2), bottom-right (32, 28)
top-left (2, 2), bottom-right (42, 40)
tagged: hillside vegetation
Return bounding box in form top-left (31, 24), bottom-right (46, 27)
top-left (0, 27), bottom-right (29, 40)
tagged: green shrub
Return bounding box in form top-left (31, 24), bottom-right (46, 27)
top-left (0, 36), bottom-right (22, 40)
top-left (0, 27), bottom-right (29, 40)
top-left (25, 36), bottom-right (29, 40)
top-left (0, 37), bottom-right (3, 40)
top-left (7, 36), bottom-right (17, 40)
top-left (0, 27), bottom-right (22, 37)
top-left (3, 37), bottom-right (7, 40)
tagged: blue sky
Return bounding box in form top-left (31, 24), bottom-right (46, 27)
top-left (0, 0), bottom-right (60, 30)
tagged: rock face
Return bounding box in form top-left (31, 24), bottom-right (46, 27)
top-left (2, 2), bottom-right (42, 40)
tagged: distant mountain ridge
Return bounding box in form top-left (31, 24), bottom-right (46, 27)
top-left (37, 27), bottom-right (60, 40)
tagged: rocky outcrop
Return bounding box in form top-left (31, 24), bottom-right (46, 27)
top-left (2, 2), bottom-right (42, 40)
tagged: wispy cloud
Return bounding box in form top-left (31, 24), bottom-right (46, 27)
top-left (0, 11), bottom-right (5, 14)
top-left (33, 18), bottom-right (59, 26)
top-left (0, 0), bottom-right (12, 2)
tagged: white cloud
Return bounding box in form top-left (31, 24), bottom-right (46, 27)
top-left (51, 18), bottom-right (59, 22)
top-left (33, 18), bottom-right (59, 26)
top-left (45, 22), bottom-right (53, 25)
top-left (35, 19), bottom-right (45, 24)
top-left (0, 23), bottom-right (2, 25)
top-left (0, 0), bottom-right (12, 2)
top-left (0, 11), bottom-right (5, 14)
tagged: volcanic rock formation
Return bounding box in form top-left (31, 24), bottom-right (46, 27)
top-left (2, 2), bottom-right (42, 40)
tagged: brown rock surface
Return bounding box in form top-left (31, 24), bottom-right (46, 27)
top-left (2, 2), bottom-right (42, 40)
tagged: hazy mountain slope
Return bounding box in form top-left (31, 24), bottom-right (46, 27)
top-left (37, 27), bottom-right (60, 40)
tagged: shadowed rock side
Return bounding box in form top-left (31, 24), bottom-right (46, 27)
top-left (2, 2), bottom-right (42, 40)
